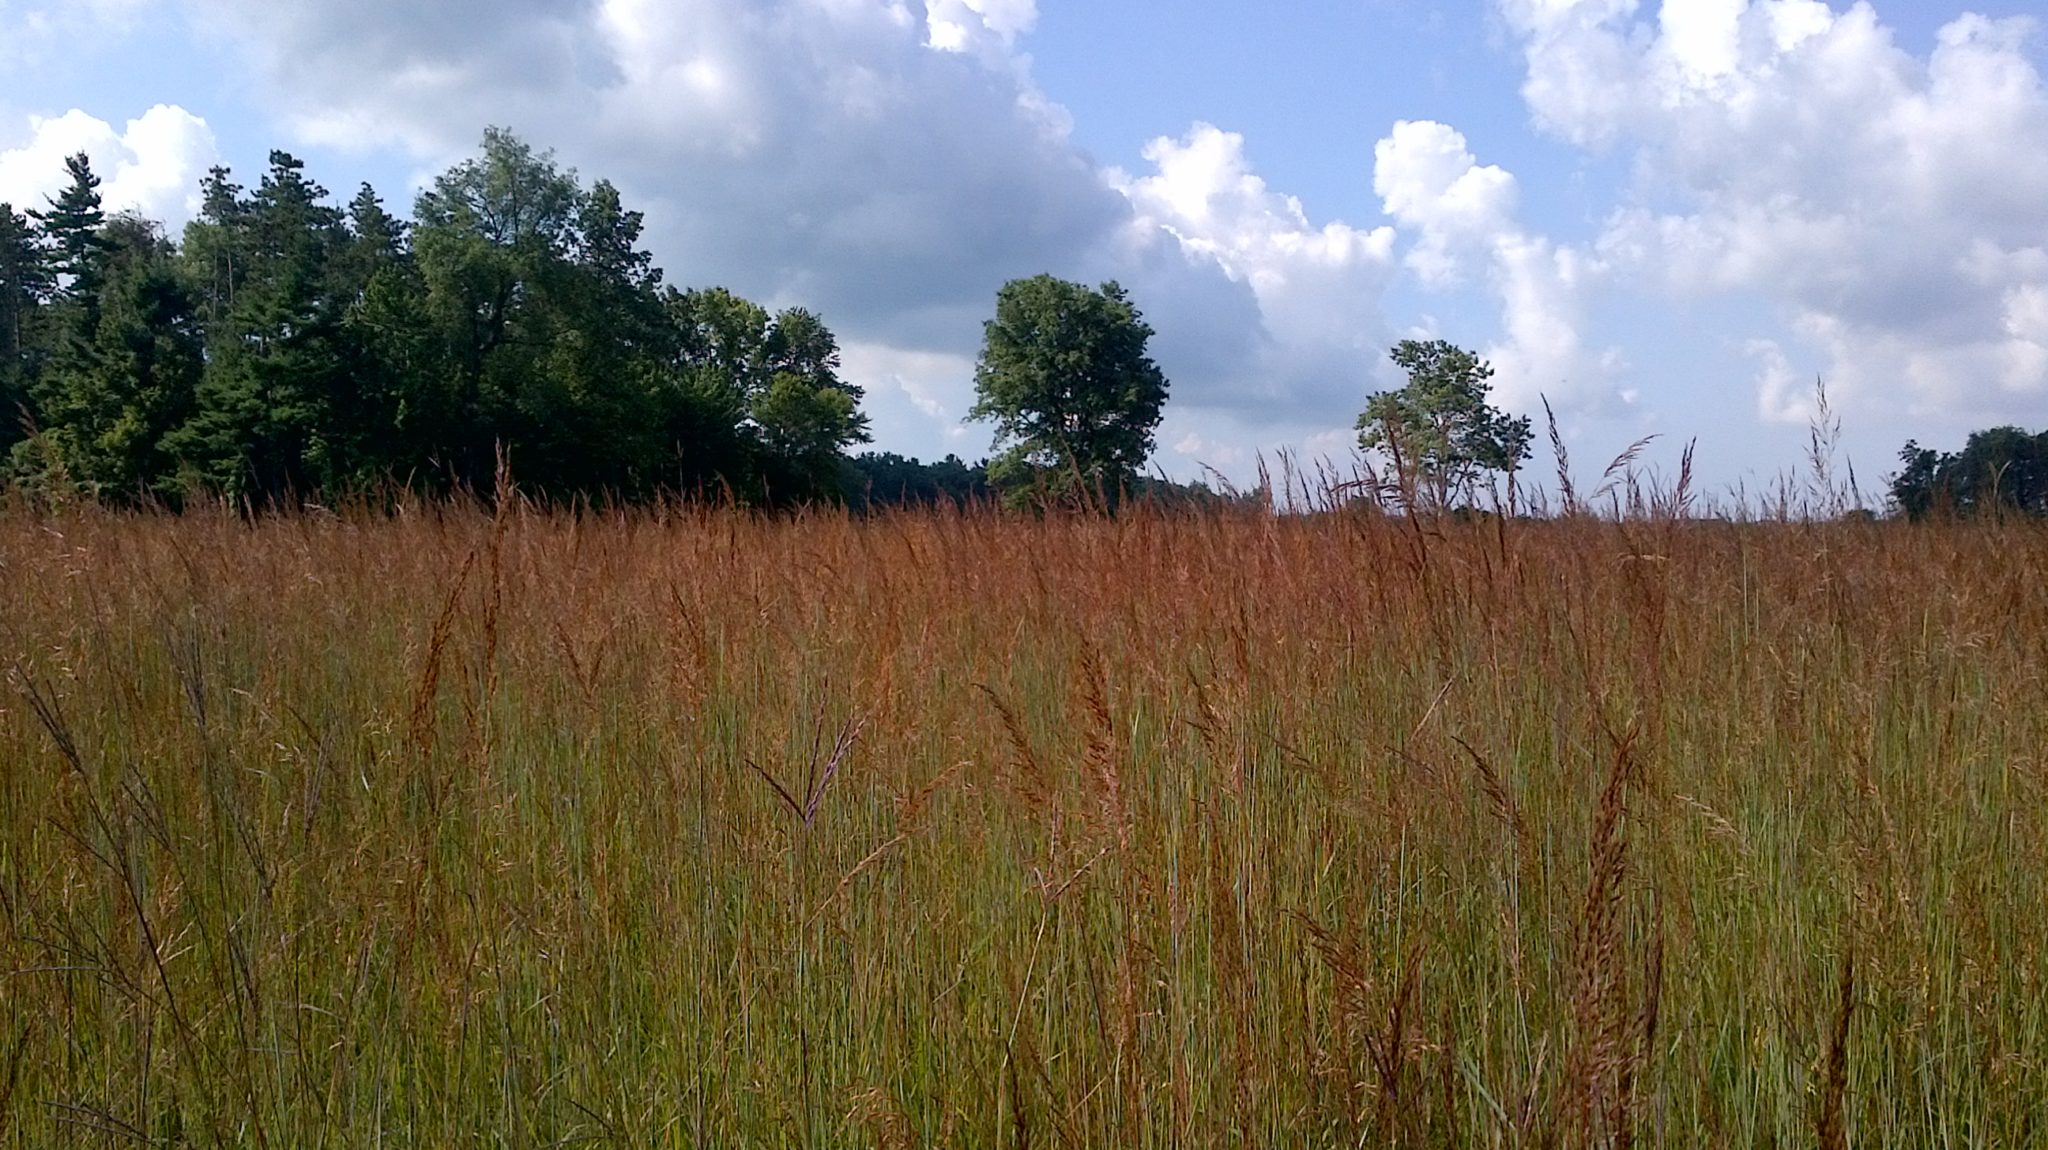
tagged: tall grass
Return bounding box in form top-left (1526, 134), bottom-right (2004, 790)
top-left (1, 494), bottom-right (2042, 1146)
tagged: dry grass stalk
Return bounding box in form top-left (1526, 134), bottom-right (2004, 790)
top-left (846, 1085), bottom-right (915, 1150)
top-left (1559, 727), bottom-right (1647, 1148)
top-left (1816, 947), bottom-right (1856, 1150)
top-left (977, 681), bottom-right (1053, 819)
top-left (1454, 736), bottom-right (1529, 856)
top-left (405, 546), bottom-right (476, 773)
top-left (1075, 639), bottom-right (1130, 849)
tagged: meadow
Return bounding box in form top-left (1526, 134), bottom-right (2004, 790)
top-left (0, 488), bottom-right (2043, 1146)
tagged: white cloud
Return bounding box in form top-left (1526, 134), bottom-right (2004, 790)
top-left (182, 0), bottom-right (1418, 453)
top-left (1373, 119), bottom-right (1518, 287)
top-left (1372, 119), bottom-right (1621, 412)
top-left (0, 106), bottom-right (220, 227)
top-left (1500, 0), bottom-right (2048, 424)
top-left (840, 339), bottom-right (981, 448)
top-left (187, 0), bottom-right (1125, 353)
top-left (840, 340), bottom-right (976, 425)
top-left (1113, 123), bottom-right (1398, 415)
top-left (924, 0), bottom-right (1036, 58)
top-left (1169, 429), bottom-right (1250, 472)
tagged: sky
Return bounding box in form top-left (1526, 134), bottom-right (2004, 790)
top-left (4, 0), bottom-right (2047, 503)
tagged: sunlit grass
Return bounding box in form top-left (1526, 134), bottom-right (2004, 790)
top-left (1, 497), bottom-right (2042, 1146)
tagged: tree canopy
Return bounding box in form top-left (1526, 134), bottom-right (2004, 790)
top-left (1891, 427), bottom-right (2048, 519)
top-left (1356, 339), bottom-right (1531, 506)
top-left (0, 133), bottom-right (882, 509)
top-left (968, 274), bottom-right (1168, 506)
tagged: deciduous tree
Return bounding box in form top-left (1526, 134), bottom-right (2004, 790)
top-left (968, 274), bottom-right (1167, 506)
top-left (1356, 339), bottom-right (1531, 506)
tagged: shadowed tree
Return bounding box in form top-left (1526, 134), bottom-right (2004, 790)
top-left (32, 154), bottom-right (112, 309)
top-left (411, 129), bottom-right (584, 490)
top-left (1891, 427), bottom-right (2048, 519)
top-left (13, 214), bottom-right (201, 502)
top-left (662, 289), bottom-right (869, 503)
top-left (0, 203), bottom-right (53, 454)
top-left (171, 151), bottom-right (352, 502)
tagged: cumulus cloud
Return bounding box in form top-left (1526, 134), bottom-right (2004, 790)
top-left (175, 0), bottom-right (1417, 471)
top-left (1372, 120), bottom-right (1518, 287)
top-left (1372, 119), bottom-right (1622, 412)
top-left (1113, 123), bottom-right (1399, 415)
top-left (1501, 0), bottom-right (2048, 423)
top-left (924, 0), bottom-right (1035, 58)
top-left (186, 0), bottom-right (1125, 352)
top-left (0, 105), bottom-right (220, 227)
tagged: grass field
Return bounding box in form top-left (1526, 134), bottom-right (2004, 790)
top-left (1, 493), bottom-right (2043, 1146)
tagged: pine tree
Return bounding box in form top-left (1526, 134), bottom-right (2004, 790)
top-left (0, 204), bottom-right (54, 450)
top-left (32, 153), bottom-right (112, 306)
top-left (172, 151), bottom-right (351, 502)
top-left (186, 165), bottom-right (250, 323)
top-left (17, 215), bottom-right (201, 501)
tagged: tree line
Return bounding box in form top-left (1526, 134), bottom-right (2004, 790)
top-left (0, 130), bottom-right (943, 508)
top-left (0, 130), bottom-right (1254, 513)
top-left (1889, 428), bottom-right (2048, 520)
top-left (9, 122), bottom-right (2019, 519)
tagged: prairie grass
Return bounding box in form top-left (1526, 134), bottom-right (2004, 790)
top-left (0, 494), bottom-right (2043, 1146)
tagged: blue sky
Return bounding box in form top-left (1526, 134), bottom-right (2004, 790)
top-left (5, 0), bottom-right (2048, 505)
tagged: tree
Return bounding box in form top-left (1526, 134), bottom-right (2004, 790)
top-left (848, 451), bottom-right (991, 510)
top-left (749, 306), bottom-right (869, 502)
top-left (1356, 339), bottom-right (1531, 506)
top-left (661, 289), bottom-right (870, 503)
top-left (0, 203), bottom-right (53, 453)
top-left (1890, 427), bottom-right (2048, 519)
top-left (968, 275), bottom-right (1168, 505)
top-left (412, 128), bottom-right (595, 492)
top-left (172, 151), bottom-right (354, 502)
top-left (0, 131), bottom-right (878, 510)
top-left (13, 215), bottom-right (202, 502)
top-left (32, 153), bottom-right (112, 306)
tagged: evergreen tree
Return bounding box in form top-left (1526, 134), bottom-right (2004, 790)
top-left (185, 165), bottom-right (250, 324)
top-left (0, 204), bottom-right (53, 452)
top-left (0, 132), bottom-right (879, 509)
top-left (13, 215), bottom-right (201, 502)
top-left (325, 183), bottom-right (435, 493)
top-left (1356, 339), bottom-right (1532, 508)
top-left (32, 153), bottom-right (112, 306)
top-left (172, 151), bottom-right (351, 502)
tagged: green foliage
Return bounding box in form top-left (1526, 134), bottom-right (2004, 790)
top-left (0, 129), bottom-right (940, 511)
top-left (969, 274), bottom-right (1168, 506)
top-left (1891, 426), bottom-right (2048, 519)
top-left (664, 290), bottom-right (871, 504)
top-left (848, 451), bottom-right (992, 509)
top-left (0, 203), bottom-right (52, 454)
top-left (170, 152), bottom-right (354, 501)
top-left (12, 215), bottom-right (202, 502)
top-left (31, 153), bottom-right (112, 305)
top-left (1357, 338), bottom-right (1532, 504)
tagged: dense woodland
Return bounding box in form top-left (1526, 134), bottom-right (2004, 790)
top-left (0, 131), bottom-right (1057, 510)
